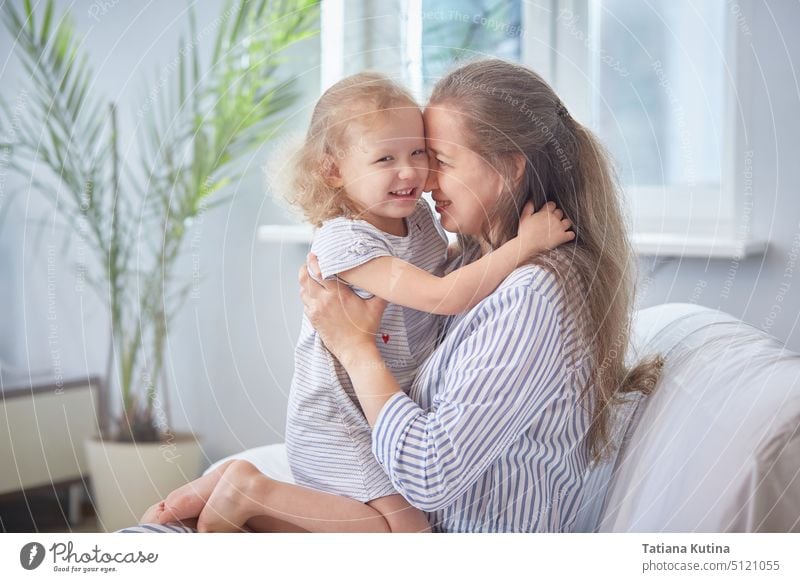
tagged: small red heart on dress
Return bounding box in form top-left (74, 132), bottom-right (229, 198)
top-left (381, 334), bottom-right (390, 344)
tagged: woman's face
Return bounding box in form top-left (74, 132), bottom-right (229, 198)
top-left (423, 105), bottom-right (504, 236)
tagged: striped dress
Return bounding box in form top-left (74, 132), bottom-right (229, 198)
top-left (285, 200), bottom-right (449, 502)
top-left (371, 250), bottom-right (593, 532)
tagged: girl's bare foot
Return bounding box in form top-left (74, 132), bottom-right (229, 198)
top-left (195, 460), bottom-right (265, 532)
top-left (157, 460), bottom-right (236, 524)
top-left (140, 500), bottom-right (166, 523)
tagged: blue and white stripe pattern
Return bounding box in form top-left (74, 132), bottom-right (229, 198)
top-left (117, 523), bottom-right (197, 533)
top-left (372, 251), bottom-right (593, 532)
top-left (286, 200), bottom-right (450, 502)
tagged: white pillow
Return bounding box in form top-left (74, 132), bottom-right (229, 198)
top-left (590, 303), bottom-right (800, 532)
top-left (204, 443), bottom-right (295, 484)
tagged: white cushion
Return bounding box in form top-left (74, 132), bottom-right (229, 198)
top-left (204, 443), bottom-right (295, 484)
top-left (591, 303), bottom-right (800, 532)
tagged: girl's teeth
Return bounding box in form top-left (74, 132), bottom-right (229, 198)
top-left (391, 188), bottom-right (414, 196)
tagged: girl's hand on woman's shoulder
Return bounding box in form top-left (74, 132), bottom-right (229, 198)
top-left (517, 201), bottom-right (575, 258)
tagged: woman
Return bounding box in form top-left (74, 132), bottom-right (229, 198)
top-left (126, 58), bottom-right (662, 533)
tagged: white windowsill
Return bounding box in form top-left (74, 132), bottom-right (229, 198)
top-left (632, 233), bottom-right (768, 259)
top-left (257, 225), bottom-right (768, 260)
top-left (258, 224), bottom-right (314, 244)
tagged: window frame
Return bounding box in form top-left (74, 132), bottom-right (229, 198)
top-left (314, 0), bottom-right (765, 258)
top-left (521, 0), bottom-right (763, 257)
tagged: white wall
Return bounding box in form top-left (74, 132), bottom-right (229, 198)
top-left (2, 0), bottom-right (799, 470)
top-left (636, 2), bottom-right (800, 353)
top-left (0, 0), bottom-right (319, 465)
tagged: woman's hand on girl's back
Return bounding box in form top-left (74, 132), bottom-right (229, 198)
top-left (517, 201), bottom-right (575, 259)
top-left (299, 254), bottom-right (388, 364)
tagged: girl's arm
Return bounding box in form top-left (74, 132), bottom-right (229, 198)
top-left (339, 201), bottom-right (573, 315)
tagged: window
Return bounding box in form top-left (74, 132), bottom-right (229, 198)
top-left (317, 0), bottom-right (762, 257)
top-left (421, 0), bottom-right (522, 95)
top-left (590, 1), bottom-right (725, 195)
top-left (544, 0), bottom-right (760, 256)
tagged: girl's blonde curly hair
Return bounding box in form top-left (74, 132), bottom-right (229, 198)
top-left (286, 72), bottom-right (421, 227)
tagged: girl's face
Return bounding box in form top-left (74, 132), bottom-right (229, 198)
top-left (333, 108), bottom-right (429, 235)
top-left (423, 105), bottom-right (505, 236)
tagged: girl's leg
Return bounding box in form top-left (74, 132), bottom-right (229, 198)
top-left (159, 460), bottom-right (430, 533)
top-left (115, 501), bottom-right (199, 533)
top-left (156, 460), bottom-right (236, 524)
top-left (241, 477), bottom-right (430, 533)
top-left (122, 501), bottom-right (302, 533)
top-left (366, 494), bottom-right (432, 533)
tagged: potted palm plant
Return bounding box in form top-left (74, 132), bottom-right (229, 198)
top-left (0, 0), bottom-right (318, 530)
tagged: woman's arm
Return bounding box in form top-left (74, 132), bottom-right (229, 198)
top-left (300, 257), bottom-right (402, 421)
top-left (339, 201), bottom-right (572, 315)
top-left (335, 343), bottom-right (403, 426)
top-left (301, 262), bottom-right (568, 512)
top-left (370, 288), bottom-right (565, 511)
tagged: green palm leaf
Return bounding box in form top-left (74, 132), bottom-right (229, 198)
top-left (1, 0), bottom-right (319, 441)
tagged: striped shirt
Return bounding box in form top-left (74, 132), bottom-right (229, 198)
top-left (286, 200), bottom-right (450, 502)
top-left (372, 250), bottom-right (593, 532)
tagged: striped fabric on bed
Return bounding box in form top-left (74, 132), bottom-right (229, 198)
top-left (117, 523), bottom-right (197, 533)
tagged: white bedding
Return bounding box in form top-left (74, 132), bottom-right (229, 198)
top-left (593, 304), bottom-right (800, 532)
top-left (205, 443), bottom-right (295, 484)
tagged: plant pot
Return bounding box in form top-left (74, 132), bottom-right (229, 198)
top-left (85, 433), bottom-right (203, 532)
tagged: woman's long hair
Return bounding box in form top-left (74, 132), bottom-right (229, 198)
top-left (429, 59), bottom-right (664, 464)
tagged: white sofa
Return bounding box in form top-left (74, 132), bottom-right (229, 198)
top-left (209, 303), bottom-right (800, 532)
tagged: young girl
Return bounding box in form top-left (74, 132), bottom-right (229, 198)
top-left (155, 72), bottom-right (573, 532)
